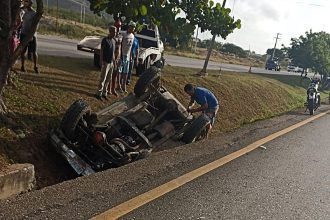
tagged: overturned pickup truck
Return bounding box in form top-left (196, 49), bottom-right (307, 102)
top-left (77, 25), bottom-right (165, 75)
top-left (49, 67), bottom-right (211, 176)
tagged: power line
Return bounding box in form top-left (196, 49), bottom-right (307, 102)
top-left (295, 1), bottom-right (327, 7)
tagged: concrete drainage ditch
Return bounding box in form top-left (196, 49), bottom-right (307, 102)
top-left (0, 164), bottom-right (35, 200)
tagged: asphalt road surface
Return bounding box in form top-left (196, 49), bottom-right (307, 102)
top-left (37, 35), bottom-right (302, 76)
top-left (1, 106), bottom-right (330, 219)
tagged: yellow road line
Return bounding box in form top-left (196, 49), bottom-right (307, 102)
top-left (92, 110), bottom-right (330, 220)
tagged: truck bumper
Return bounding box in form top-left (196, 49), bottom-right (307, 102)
top-left (49, 129), bottom-right (95, 176)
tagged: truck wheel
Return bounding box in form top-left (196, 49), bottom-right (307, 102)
top-left (60, 99), bottom-right (91, 140)
top-left (136, 63), bottom-right (144, 76)
top-left (134, 66), bottom-right (161, 97)
top-left (94, 53), bottom-right (100, 68)
top-left (182, 114), bottom-right (211, 144)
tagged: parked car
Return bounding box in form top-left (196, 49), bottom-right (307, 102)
top-left (265, 59), bottom-right (281, 71)
top-left (296, 67), bottom-right (304, 73)
top-left (287, 64), bottom-right (296, 72)
top-left (77, 24), bottom-right (165, 75)
top-left (49, 67), bottom-right (211, 176)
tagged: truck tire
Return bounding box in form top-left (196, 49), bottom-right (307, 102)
top-left (60, 99), bottom-right (91, 140)
top-left (94, 53), bottom-right (100, 68)
top-left (136, 63), bottom-right (144, 76)
top-left (134, 66), bottom-right (160, 97)
top-left (182, 114), bottom-right (211, 144)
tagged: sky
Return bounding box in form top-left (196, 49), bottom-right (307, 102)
top-left (195, 0), bottom-right (330, 54)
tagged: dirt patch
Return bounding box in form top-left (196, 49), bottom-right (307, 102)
top-left (0, 56), bottom-right (312, 188)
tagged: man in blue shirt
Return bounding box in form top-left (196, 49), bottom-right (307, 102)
top-left (184, 83), bottom-right (219, 137)
top-left (127, 36), bottom-right (139, 85)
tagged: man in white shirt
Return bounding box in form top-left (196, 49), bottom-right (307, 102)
top-left (119, 21), bottom-right (136, 93)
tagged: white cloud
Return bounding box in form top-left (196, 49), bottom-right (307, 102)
top-left (197, 0), bottom-right (330, 54)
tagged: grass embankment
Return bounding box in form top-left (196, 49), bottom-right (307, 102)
top-left (38, 15), bottom-right (107, 40)
top-left (37, 7), bottom-right (109, 40)
top-left (0, 56), bottom-right (323, 187)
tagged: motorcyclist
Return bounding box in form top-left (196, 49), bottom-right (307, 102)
top-left (306, 76), bottom-right (321, 106)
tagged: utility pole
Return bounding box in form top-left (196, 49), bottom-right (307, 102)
top-left (271, 33), bottom-right (281, 59)
top-left (200, 0), bottom-right (227, 75)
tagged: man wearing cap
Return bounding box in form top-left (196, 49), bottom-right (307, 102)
top-left (119, 21), bottom-right (136, 93)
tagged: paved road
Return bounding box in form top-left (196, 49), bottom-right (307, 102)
top-left (1, 106), bottom-right (330, 219)
top-left (37, 35), bottom-right (302, 76)
top-left (124, 111), bottom-right (330, 219)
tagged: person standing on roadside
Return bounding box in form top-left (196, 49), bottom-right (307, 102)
top-left (184, 84), bottom-right (219, 138)
top-left (108, 18), bottom-right (123, 96)
top-left (20, 0), bottom-right (39, 74)
top-left (95, 26), bottom-right (117, 100)
top-left (127, 35), bottom-right (139, 85)
top-left (119, 21), bottom-right (136, 93)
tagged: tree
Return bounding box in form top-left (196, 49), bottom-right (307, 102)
top-left (88, 1), bottom-right (195, 48)
top-left (88, 0), bottom-right (166, 24)
top-left (198, 39), bottom-right (222, 51)
top-left (189, 0), bottom-right (241, 75)
top-left (266, 48), bottom-right (285, 61)
top-left (0, 0), bottom-right (43, 120)
top-left (221, 43), bottom-right (247, 58)
top-left (286, 30), bottom-right (330, 77)
top-left (309, 32), bottom-right (330, 77)
top-left (155, 2), bottom-right (195, 48)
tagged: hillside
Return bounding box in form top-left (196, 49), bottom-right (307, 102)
top-left (45, 0), bottom-right (92, 14)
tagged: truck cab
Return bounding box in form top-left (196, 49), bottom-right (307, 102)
top-left (265, 58), bottom-right (281, 71)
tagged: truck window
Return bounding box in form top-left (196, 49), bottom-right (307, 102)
top-left (136, 37), bottom-right (158, 48)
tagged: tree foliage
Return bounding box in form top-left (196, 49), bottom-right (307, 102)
top-left (221, 43), bottom-right (247, 58)
top-left (88, 0), bottom-right (165, 24)
top-left (155, 2), bottom-right (195, 48)
top-left (198, 39), bottom-right (222, 51)
top-left (286, 30), bottom-right (330, 77)
top-left (266, 48), bottom-right (285, 61)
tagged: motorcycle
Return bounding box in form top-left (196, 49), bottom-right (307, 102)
top-left (305, 78), bottom-right (321, 115)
